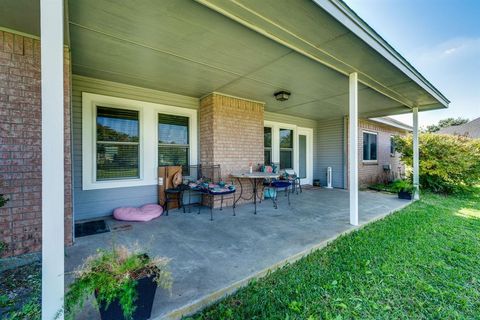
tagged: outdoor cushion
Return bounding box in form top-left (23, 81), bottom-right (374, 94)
top-left (271, 181), bottom-right (291, 188)
top-left (113, 204), bottom-right (163, 222)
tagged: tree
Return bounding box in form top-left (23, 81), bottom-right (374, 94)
top-left (425, 117), bottom-right (469, 133)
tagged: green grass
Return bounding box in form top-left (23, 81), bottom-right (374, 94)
top-left (188, 190), bottom-right (480, 319)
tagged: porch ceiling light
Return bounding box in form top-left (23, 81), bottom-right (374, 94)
top-left (274, 90), bottom-right (291, 101)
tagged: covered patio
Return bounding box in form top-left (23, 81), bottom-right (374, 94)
top-left (65, 188), bottom-right (410, 319)
top-left (0, 0), bottom-right (450, 318)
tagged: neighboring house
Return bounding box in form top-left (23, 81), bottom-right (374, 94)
top-left (436, 117), bottom-right (480, 138)
top-left (0, 0), bottom-right (448, 270)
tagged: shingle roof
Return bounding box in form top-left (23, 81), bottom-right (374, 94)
top-left (437, 117), bottom-right (480, 138)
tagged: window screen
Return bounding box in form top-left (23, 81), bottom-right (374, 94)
top-left (280, 128), bottom-right (293, 169)
top-left (96, 106), bottom-right (139, 180)
top-left (158, 114), bottom-right (189, 171)
top-left (363, 132), bottom-right (377, 161)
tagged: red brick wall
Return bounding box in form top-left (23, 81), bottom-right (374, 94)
top-left (0, 31), bottom-right (72, 257)
top-left (199, 93), bottom-right (264, 206)
top-left (345, 118), bottom-right (407, 189)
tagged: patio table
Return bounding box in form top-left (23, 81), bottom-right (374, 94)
top-left (230, 172), bottom-right (280, 214)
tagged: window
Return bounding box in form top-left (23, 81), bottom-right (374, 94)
top-left (363, 132), bottom-right (377, 161)
top-left (280, 128), bottom-right (293, 169)
top-left (390, 136), bottom-right (396, 156)
top-left (264, 127), bottom-right (272, 165)
top-left (96, 107), bottom-right (140, 180)
top-left (158, 114), bottom-right (189, 171)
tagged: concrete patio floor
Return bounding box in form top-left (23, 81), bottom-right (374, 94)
top-left (66, 188), bottom-right (410, 319)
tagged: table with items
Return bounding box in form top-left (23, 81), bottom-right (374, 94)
top-left (230, 172), bottom-right (280, 214)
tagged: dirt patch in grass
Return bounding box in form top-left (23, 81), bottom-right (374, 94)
top-left (0, 262), bottom-right (41, 320)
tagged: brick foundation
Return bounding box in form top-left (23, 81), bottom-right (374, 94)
top-left (0, 31), bottom-right (72, 257)
top-left (199, 93), bottom-right (264, 207)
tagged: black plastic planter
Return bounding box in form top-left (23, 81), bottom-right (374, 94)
top-left (398, 191), bottom-right (413, 200)
top-left (96, 275), bottom-right (157, 320)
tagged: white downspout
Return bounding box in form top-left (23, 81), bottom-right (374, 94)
top-left (41, 0), bottom-right (65, 319)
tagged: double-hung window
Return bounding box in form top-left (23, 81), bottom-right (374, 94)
top-left (280, 128), bottom-right (293, 169)
top-left (264, 127), bottom-right (272, 165)
top-left (158, 114), bottom-right (189, 171)
top-left (96, 106), bottom-right (140, 180)
top-left (363, 131), bottom-right (377, 161)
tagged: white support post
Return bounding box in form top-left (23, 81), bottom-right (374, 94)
top-left (41, 0), bottom-right (65, 319)
top-left (413, 107), bottom-right (420, 200)
top-left (349, 73), bottom-right (359, 226)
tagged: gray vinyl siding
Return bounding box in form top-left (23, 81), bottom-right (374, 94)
top-left (72, 75), bottom-right (198, 221)
top-left (315, 118), bottom-right (345, 188)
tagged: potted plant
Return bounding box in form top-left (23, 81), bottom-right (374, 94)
top-left (64, 245), bottom-right (172, 320)
top-left (392, 179), bottom-right (414, 200)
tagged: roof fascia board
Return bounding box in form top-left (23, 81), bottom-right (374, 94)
top-left (313, 0), bottom-right (449, 107)
top-left (369, 117), bottom-right (413, 131)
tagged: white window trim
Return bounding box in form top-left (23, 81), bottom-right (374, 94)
top-left (362, 130), bottom-right (378, 163)
top-left (264, 120), bottom-right (298, 173)
top-left (82, 92), bottom-right (197, 190)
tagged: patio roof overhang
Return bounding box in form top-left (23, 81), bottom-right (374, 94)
top-left (1, 0), bottom-right (449, 120)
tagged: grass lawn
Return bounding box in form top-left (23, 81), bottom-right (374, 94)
top-left (189, 190), bottom-right (480, 319)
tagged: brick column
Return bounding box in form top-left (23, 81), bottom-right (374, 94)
top-left (0, 31), bottom-right (72, 257)
top-left (199, 93), bottom-right (264, 206)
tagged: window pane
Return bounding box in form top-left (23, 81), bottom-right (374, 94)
top-left (363, 133), bottom-right (369, 160)
top-left (264, 149), bottom-right (271, 165)
top-left (97, 144), bottom-right (139, 180)
top-left (158, 114), bottom-right (189, 145)
top-left (363, 133), bottom-right (377, 161)
top-left (158, 145), bottom-right (189, 167)
top-left (280, 150), bottom-right (292, 169)
top-left (370, 134), bottom-right (377, 160)
top-left (264, 127), bottom-right (272, 148)
top-left (390, 137), bottom-right (395, 155)
top-left (280, 129), bottom-right (293, 148)
top-left (97, 107), bottom-right (139, 142)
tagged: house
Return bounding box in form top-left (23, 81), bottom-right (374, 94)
top-left (437, 117), bottom-right (480, 138)
top-left (0, 0), bottom-right (449, 318)
top-left (358, 117), bottom-right (412, 187)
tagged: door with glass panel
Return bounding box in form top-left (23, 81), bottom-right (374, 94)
top-left (297, 127), bottom-right (313, 185)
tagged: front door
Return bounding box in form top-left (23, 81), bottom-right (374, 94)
top-left (297, 128), bottom-right (313, 185)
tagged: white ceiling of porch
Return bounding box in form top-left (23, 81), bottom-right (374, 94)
top-left (0, 0), bottom-right (448, 120)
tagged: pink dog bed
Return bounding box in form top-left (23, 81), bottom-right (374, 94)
top-left (113, 204), bottom-right (163, 222)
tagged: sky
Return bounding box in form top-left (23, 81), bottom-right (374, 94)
top-left (344, 0), bottom-right (480, 128)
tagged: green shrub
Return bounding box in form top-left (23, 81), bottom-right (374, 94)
top-left (389, 179), bottom-right (413, 193)
top-left (64, 245), bottom-right (172, 320)
top-left (0, 194), bottom-right (8, 207)
top-left (0, 194), bottom-right (8, 256)
top-left (394, 133), bottom-right (480, 193)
